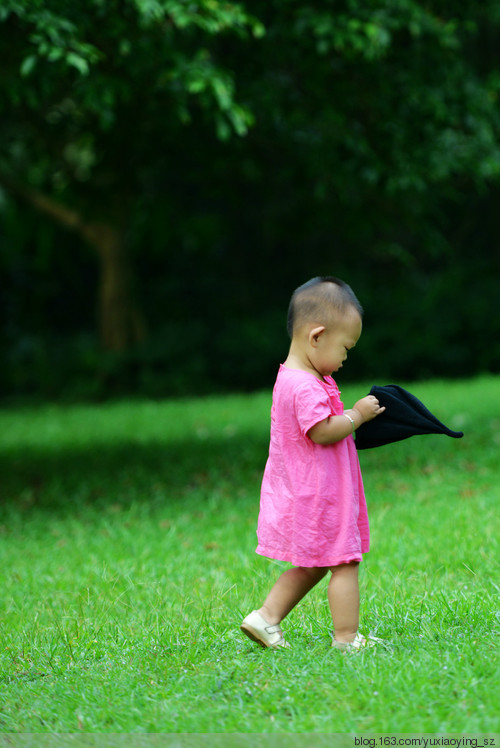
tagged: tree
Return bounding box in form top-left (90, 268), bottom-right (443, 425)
top-left (0, 0), bottom-right (263, 351)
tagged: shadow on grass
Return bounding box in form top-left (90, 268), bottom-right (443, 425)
top-left (0, 433), bottom-right (269, 516)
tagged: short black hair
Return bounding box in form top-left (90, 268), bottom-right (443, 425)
top-left (286, 276), bottom-right (363, 338)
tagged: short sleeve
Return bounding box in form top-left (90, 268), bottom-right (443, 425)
top-left (292, 379), bottom-right (333, 438)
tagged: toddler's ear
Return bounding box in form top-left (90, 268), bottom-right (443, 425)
top-left (309, 326), bottom-right (326, 347)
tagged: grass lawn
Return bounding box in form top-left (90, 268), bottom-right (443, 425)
top-left (0, 376), bottom-right (498, 734)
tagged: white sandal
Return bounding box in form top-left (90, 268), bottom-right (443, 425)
top-left (240, 610), bottom-right (290, 649)
top-left (331, 631), bottom-right (385, 651)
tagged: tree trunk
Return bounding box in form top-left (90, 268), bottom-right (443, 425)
top-left (82, 222), bottom-right (146, 351)
top-left (0, 178), bottom-right (147, 351)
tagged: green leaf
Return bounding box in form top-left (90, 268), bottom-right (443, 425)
top-left (251, 21), bottom-right (266, 38)
top-left (20, 55), bottom-right (37, 77)
top-left (212, 78), bottom-right (232, 110)
top-left (66, 52), bottom-right (90, 75)
top-left (187, 79), bottom-right (206, 94)
top-left (215, 114), bottom-right (231, 141)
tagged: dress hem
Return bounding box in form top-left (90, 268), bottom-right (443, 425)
top-left (255, 545), bottom-right (367, 568)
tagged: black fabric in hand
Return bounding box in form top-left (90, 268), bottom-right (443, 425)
top-left (355, 384), bottom-right (464, 450)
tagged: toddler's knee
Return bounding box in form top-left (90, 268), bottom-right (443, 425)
top-left (299, 566), bottom-right (328, 582)
top-left (328, 560), bottom-right (359, 575)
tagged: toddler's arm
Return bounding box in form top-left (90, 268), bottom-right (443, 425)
top-left (308, 395), bottom-right (385, 445)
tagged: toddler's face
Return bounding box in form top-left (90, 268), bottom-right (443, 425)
top-left (313, 310), bottom-right (362, 377)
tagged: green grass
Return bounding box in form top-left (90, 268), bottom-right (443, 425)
top-left (0, 376), bottom-right (498, 733)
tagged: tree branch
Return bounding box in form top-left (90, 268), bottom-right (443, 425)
top-left (0, 173), bottom-right (84, 233)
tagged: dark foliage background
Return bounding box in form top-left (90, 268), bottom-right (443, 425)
top-left (1, 0), bottom-right (500, 399)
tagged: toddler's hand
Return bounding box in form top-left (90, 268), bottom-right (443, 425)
top-left (353, 395), bottom-right (386, 423)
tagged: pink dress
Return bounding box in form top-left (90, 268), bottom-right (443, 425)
top-left (256, 365), bottom-right (369, 567)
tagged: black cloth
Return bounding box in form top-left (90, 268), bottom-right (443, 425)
top-left (354, 384), bottom-right (464, 450)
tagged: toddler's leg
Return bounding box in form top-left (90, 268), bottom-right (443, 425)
top-left (259, 566), bottom-right (328, 625)
top-left (328, 561), bottom-right (360, 644)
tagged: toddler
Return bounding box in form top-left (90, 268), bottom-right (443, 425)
top-left (241, 276), bottom-right (385, 650)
